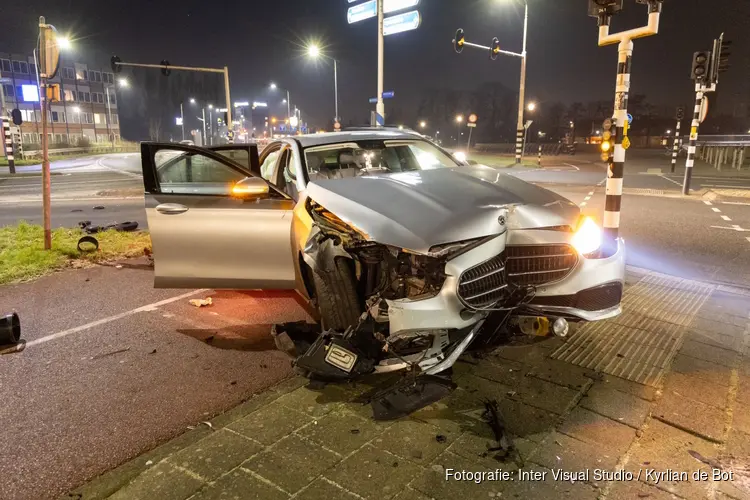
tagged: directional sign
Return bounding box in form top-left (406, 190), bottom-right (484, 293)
top-left (369, 91), bottom-right (395, 103)
top-left (383, 10), bottom-right (421, 36)
top-left (176, 117), bottom-right (183, 126)
top-left (384, 0), bottom-right (420, 13)
top-left (467, 123), bottom-right (477, 128)
top-left (348, 0), bottom-right (377, 24)
top-left (627, 113), bottom-right (633, 125)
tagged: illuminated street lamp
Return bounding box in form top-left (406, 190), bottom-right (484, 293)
top-left (419, 121), bottom-right (427, 129)
top-left (189, 98), bottom-right (196, 104)
top-left (455, 115), bottom-right (464, 147)
top-left (527, 102), bottom-right (536, 112)
top-left (306, 43), bottom-right (340, 123)
top-left (118, 77), bottom-right (129, 87)
top-left (269, 82), bottom-right (291, 129)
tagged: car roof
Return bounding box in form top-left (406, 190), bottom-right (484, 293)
top-left (291, 128), bottom-right (425, 148)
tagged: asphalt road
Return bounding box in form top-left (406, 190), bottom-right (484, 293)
top-left (0, 261), bottom-right (311, 500)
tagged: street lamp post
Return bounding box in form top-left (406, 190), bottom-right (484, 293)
top-left (306, 44), bottom-right (340, 124)
top-left (455, 115), bottom-right (464, 147)
top-left (105, 77), bottom-right (128, 149)
top-left (270, 83), bottom-right (292, 132)
top-left (179, 103), bottom-right (185, 140)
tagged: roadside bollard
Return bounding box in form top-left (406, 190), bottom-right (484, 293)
top-left (538, 145), bottom-right (542, 166)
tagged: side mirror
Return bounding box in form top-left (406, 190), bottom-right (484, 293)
top-left (231, 177), bottom-right (270, 199)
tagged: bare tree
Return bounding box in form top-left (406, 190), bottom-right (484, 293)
top-left (148, 117), bottom-right (162, 141)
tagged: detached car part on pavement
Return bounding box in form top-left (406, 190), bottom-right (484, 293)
top-left (139, 130), bottom-right (625, 418)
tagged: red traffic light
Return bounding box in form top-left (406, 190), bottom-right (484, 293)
top-left (490, 37), bottom-right (500, 61)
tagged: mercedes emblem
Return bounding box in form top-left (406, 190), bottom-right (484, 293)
top-left (498, 215), bottom-right (506, 226)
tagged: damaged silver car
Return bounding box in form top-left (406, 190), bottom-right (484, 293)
top-left (140, 129), bottom-right (625, 418)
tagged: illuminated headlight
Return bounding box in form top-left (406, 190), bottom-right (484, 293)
top-left (453, 151), bottom-right (467, 163)
top-left (571, 216), bottom-right (602, 256)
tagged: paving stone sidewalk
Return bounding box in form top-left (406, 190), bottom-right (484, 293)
top-left (66, 267), bottom-right (750, 500)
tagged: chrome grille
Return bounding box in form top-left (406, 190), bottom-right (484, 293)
top-left (506, 245), bottom-right (578, 286)
top-left (457, 254), bottom-right (508, 309)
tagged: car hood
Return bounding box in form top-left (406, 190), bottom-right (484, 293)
top-left (305, 165), bottom-right (580, 254)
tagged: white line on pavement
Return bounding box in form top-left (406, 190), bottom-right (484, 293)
top-left (584, 196), bottom-right (591, 201)
top-left (580, 202), bottom-right (587, 207)
top-left (712, 208), bottom-right (721, 212)
top-left (562, 163), bottom-right (580, 171)
top-left (659, 175), bottom-right (684, 188)
top-left (25, 289), bottom-right (207, 348)
top-left (703, 201), bottom-right (713, 206)
top-left (721, 215), bottom-right (732, 221)
top-left (588, 191), bottom-right (594, 196)
top-left (711, 225), bottom-right (750, 232)
top-left (703, 185), bottom-right (750, 189)
top-left (747, 237), bottom-right (750, 243)
top-left (723, 201), bottom-right (750, 206)
top-left (96, 158), bottom-right (142, 179)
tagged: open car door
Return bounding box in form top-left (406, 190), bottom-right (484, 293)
top-left (140, 142), bottom-right (297, 290)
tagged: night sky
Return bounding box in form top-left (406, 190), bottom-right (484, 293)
top-left (2, 0), bottom-right (748, 131)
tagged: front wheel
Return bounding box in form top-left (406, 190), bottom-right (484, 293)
top-left (311, 257), bottom-right (362, 331)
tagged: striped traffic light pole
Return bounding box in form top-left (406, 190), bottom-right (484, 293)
top-left (591, 2), bottom-right (661, 256)
top-left (2, 117), bottom-right (14, 174)
top-left (683, 84), bottom-right (706, 195)
top-left (670, 119), bottom-right (681, 173)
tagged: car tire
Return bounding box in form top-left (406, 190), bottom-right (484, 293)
top-left (312, 257), bottom-right (361, 331)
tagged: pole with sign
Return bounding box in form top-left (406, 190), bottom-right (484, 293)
top-left (38, 16), bottom-right (62, 250)
top-left (347, 0), bottom-right (421, 127)
top-left (466, 113), bottom-right (477, 149)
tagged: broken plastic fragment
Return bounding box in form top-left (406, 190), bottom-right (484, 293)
top-left (189, 298), bottom-right (213, 307)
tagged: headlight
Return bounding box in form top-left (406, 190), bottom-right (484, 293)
top-left (453, 151), bottom-right (467, 163)
top-left (571, 216), bottom-right (602, 256)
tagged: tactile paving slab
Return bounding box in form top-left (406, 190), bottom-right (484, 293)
top-left (551, 273), bottom-right (715, 386)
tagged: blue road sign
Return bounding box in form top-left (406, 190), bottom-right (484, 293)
top-left (369, 91), bottom-right (395, 103)
top-left (348, 0), bottom-right (377, 24)
top-left (627, 113), bottom-right (633, 125)
top-left (383, 10), bottom-right (421, 36)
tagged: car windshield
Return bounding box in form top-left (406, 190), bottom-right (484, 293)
top-left (303, 139), bottom-right (460, 181)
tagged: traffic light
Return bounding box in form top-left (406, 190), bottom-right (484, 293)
top-left (11, 108), bottom-right (22, 126)
top-left (454, 29), bottom-right (465, 54)
top-left (600, 118), bottom-right (615, 162)
top-left (161, 60), bottom-right (171, 76)
top-left (690, 51), bottom-right (711, 82)
top-left (587, 0), bottom-right (624, 18)
top-left (111, 55), bottom-right (122, 74)
top-left (490, 37), bottom-right (500, 61)
top-left (676, 107), bottom-right (684, 121)
top-left (46, 84), bottom-right (61, 103)
top-left (710, 34), bottom-right (731, 84)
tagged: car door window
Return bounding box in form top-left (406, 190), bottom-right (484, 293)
top-left (260, 149), bottom-right (280, 182)
top-left (215, 149), bottom-right (249, 169)
top-left (155, 150), bottom-right (247, 195)
top-left (276, 147), bottom-right (299, 200)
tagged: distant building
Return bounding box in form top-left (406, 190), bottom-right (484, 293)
top-left (0, 49), bottom-right (121, 146)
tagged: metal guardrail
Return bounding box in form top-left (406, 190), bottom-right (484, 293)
top-left (21, 145), bottom-right (138, 158)
top-left (691, 135), bottom-right (750, 146)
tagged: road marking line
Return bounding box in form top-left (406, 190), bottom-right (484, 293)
top-left (721, 215), bottom-right (732, 221)
top-left (703, 201), bottom-right (713, 206)
top-left (584, 196), bottom-right (591, 201)
top-left (710, 225), bottom-right (750, 232)
top-left (25, 289), bottom-right (208, 348)
top-left (746, 237), bottom-right (750, 243)
top-left (562, 163), bottom-right (580, 171)
top-left (95, 158), bottom-right (143, 179)
top-left (712, 208), bottom-right (721, 212)
top-left (588, 191), bottom-right (594, 196)
top-left (659, 174), bottom-right (684, 188)
top-left (703, 185), bottom-right (750, 189)
top-left (580, 202), bottom-right (587, 207)
top-left (723, 201), bottom-right (750, 206)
